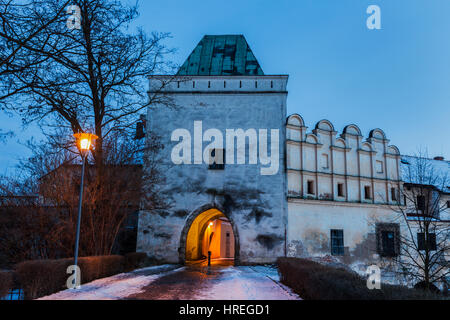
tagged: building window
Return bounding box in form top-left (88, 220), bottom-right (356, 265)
top-left (364, 186), bottom-right (372, 200)
top-left (307, 180), bottom-right (315, 195)
top-left (376, 160), bottom-right (384, 173)
top-left (337, 183), bottom-right (345, 197)
top-left (391, 188), bottom-right (397, 201)
top-left (255, 81), bottom-right (258, 88)
top-left (331, 230), bottom-right (344, 256)
top-left (417, 195), bottom-right (426, 211)
top-left (321, 154), bottom-right (329, 169)
top-left (209, 149), bottom-right (225, 170)
top-left (208, 81), bottom-right (211, 88)
top-left (224, 81), bottom-right (226, 88)
top-left (447, 201), bottom-right (450, 209)
top-left (239, 81), bottom-right (242, 88)
top-left (270, 81), bottom-right (273, 88)
top-left (376, 223), bottom-right (400, 257)
top-left (417, 233), bottom-right (437, 251)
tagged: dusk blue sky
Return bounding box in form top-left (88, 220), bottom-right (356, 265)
top-left (1, 0), bottom-right (449, 175)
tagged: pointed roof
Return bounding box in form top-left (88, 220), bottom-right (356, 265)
top-left (177, 35), bottom-right (264, 76)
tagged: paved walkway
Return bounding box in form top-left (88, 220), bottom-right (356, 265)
top-left (40, 262), bottom-right (300, 300)
top-left (126, 262), bottom-right (300, 300)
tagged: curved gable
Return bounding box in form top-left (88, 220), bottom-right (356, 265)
top-left (287, 114), bottom-right (305, 127)
top-left (315, 119), bottom-right (335, 132)
top-left (343, 124), bottom-right (362, 136)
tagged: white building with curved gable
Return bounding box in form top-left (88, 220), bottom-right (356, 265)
top-left (286, 114), bottom-right (403, 265)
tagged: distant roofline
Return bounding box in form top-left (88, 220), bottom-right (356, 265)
top-left (148, 75), bottom-right (289, 79)
top-left (401, 154), bottom-right (450, 164)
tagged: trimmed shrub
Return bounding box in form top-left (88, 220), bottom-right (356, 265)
top-left (124, 252), bottom-right (148, 272)
top-left (0, 271), bottom-right (13, 298)
top-left (277, 257), bottom-right (443, 300)
top-left (78, 256), bottom-right (124, 283)
top-left (16, 255), bottom-right (125, 300)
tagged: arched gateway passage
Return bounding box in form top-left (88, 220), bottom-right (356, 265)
top-left (179, 206), bottom-right (239, 265)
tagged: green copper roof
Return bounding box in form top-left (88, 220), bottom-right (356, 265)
top-left (178, 35), bottom-right (264, 76)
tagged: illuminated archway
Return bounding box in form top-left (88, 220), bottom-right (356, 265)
top-left (179, 205), bottom-right (239, 265)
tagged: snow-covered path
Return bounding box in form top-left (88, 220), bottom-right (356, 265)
top-left (39, 265), bottom-right (181, 300)
top-left (40, 264), bottom-right (301, 300)
top-left (127, 264), bottom-right (301, 300)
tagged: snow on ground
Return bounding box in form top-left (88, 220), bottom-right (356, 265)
top-left (195, 266), bottom-right (301, 300)
top-left (39, 265), bottom-right (182, 300)
top-left (39, 265), bottom-right (301, 301)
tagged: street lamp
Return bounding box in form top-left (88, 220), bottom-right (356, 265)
top-left (72, 132), bottom-right (98, 288)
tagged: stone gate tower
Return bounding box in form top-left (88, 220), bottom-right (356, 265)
top-left (137, 35), bottom-right (288, 264)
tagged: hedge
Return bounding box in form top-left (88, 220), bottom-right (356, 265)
top-left (277, 257), bottom-right (443, 300)
top-left (16, 255), bottom-right (125, 300)
top-left (0, 271), bottom-right (13, 298)
top-left (124, 252), bottom-right (148, 272)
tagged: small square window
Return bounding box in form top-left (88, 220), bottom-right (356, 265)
top-left (331, 230), bottom-right (344, 256)
top-left (337, 183), bottom-right (345, 197)
top-left (376, 223), bottom-right (400, 257)
top-left (364, 186), bottom-right (372, 200)
top-left (417, 196), bottom-right (426, 211)
top-left (307, 180), bottom-right (315, 195)
top-left (417, 233), bottom-right (437, 251)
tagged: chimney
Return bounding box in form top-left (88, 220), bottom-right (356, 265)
top-left (434, 156), bottom-right (445, 161)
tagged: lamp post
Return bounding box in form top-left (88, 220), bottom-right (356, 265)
top-left (73, 132), bottom-right (98, 288)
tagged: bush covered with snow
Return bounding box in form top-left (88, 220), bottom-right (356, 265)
top-left (277, 258), bottom-right (444, 300)
top-left (16, 255), bottom-right (125, 299)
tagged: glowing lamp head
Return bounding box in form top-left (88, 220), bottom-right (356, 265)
top-left (80, 138), bottom-right (91, 151)
top-left (74, 133), bottom-right (98, 154)
top-left (209, 222), bottom-right (214, 227)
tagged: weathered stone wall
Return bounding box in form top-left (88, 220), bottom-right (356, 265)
top-left (287, 199), bottom-right (398, 263)
top-left (137, 76), bottom-right (288, 264)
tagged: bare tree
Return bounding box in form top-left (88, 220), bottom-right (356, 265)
top-left (0, 1), bottom-right (175, 260)
top-left (0, 0), bottom-right (175, 162)
top-left (0, 129), bottom-right (167, 262)
top-left (390, 153), bottom-right (450, 291)
top-left (0, 0), bottom-right (72, 100)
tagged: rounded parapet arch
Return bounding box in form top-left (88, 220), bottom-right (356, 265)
top-left (387, 145), bottom-right (400, 155)
top-left (361, 141), bottom-right (374, 152)
top-left (315, 119), bottom-right (335, 132)
top-left (334, 138), bottom-right (347, 148)
top-left (306, 133), bottom-right (320, 144)
top-left (369, 128), bottom-right (387, 141)
top-left (287, 114), bottom-right (305, 127)
top-left (343, 124), bottom-right (362, 136)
